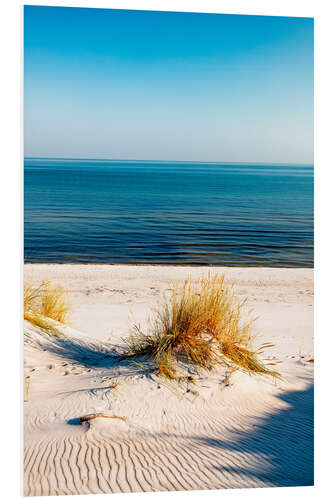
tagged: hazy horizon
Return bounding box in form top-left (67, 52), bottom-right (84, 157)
top-left (24, 6), bottom-right (314, 164)
top-left (24, 156), bottom-right (314, 166)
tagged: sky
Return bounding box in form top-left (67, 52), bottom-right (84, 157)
top-left (24, 6), bottom-right (314, 164)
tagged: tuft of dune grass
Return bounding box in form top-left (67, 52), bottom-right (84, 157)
top-left (24, 280), bottom-right (71, 335)
top-left (24, 375), bottom-right (30, 402)
top-left (123, 273), bottom-right (280, 381)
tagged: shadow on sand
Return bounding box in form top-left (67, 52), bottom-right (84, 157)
top-left (25, 323), bottom-right (120, 368)
top-left (191, 383), bottom-right (314, 487)
top-left (25, 322), bottom-right (155, 377)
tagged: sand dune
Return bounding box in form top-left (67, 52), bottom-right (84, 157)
top-left (24, 265), bottom-right (313, 496)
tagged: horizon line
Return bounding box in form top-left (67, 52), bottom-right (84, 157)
top-left (24, 156), bottom-right (314, 167)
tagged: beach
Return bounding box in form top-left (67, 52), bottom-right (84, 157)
top-left (24, 264), bottom-right (314, 496)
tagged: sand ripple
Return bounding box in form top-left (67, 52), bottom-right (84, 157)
top-left (24, 322), bottom-right (313, 496)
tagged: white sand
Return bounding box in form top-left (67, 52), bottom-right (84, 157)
top-left (24, 264), bottom-right (314, 496)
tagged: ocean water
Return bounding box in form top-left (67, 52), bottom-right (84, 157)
top-left (24, 159), bottom-right (314, 267)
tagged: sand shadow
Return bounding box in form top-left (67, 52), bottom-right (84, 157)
top-left (25, 324), bottom-right (121, 368)
top-left (25, 323), bottom-right (158, 378)
top-left (43, 337), bottom-right (120, 368)
top-left (190, 383), bottom-right (314, 487)
top-left (67, 417), bottom-right (81, 426)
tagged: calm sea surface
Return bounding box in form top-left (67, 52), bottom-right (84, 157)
top-left (24, 159), bottom-right (314, 267)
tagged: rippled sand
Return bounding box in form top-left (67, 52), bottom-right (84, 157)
top-left (24, 265), bottom-right (314, 496)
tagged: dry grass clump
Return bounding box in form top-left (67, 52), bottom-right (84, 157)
top-left (123, 273), bottom-right (280, 381)
top-left (24, 375), bottom-right (30, 402)
top-left (24, 280), bottom-right (71, 334)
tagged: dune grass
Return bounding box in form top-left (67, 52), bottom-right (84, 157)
top-left (24, 375), bottom-right (30, 402)
top-left (123, 273), bottom-right (280, 381)
top-left (24, 280), bottom-right (71, 335)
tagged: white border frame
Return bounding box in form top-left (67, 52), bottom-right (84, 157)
top-left (1, 1), bottom-right (332, 499)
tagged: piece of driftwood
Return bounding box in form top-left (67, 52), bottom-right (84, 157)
top-left (79, 413), bottom-right (126, 424)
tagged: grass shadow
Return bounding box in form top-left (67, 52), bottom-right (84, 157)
top-left (25, 322), bottom-right (121, 368)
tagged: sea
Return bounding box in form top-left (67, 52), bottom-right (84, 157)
top-left (24, 159), bottom-right (314, 267)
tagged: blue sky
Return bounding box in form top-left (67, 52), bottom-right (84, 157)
top-left (24, 6), bottom-right (313, 163)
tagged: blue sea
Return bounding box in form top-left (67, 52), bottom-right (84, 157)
top-left (24, 159), bottom-right (314, 267)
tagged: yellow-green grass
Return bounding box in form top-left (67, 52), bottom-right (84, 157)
top-left (24, 375), bottom-right (30, 402)
top-left (123, 273), bottom-right (280, 381)
top-left (24, 280), bottom-right (71, 335)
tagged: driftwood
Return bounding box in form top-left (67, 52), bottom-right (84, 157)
top-left (79, 413), bottom-right (126, 424)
